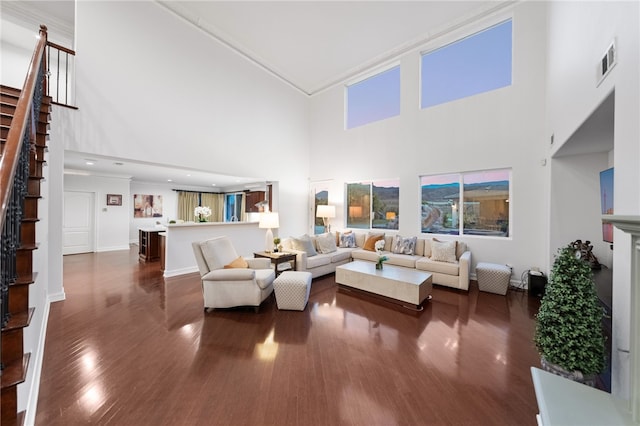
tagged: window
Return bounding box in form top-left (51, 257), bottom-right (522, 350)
top-left (346, 180), bottom-right (399, 230)
top-left (420, 174), bottom-right (460, 235)
top-left (421, 169), bottom-right (510, 237)
top-left (421, 20), bottom-right (512, 109)
top-left (346, 65), bottom-right (401, 129)
top-left (225, 193), bottom-right (243, 222)
top-left (314, 187), bottom-right (328, 235)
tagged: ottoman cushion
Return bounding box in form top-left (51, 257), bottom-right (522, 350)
top-left (273, 271), bottom-right (312, 311)
top-left (476, 262), bottom-right (511, 295)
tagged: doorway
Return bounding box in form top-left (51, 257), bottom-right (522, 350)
top-left (63, 191), bottom-right (95, 254)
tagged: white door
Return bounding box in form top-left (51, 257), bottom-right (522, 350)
top-left (63, 191), bottom-right (95, 255)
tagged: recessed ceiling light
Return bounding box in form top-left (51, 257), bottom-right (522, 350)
top-left (211, 183), bottom-right (216, 186)
top-left (114, 162), bottom-right (124, 166)
top-left (167, 179), bottom-right (173, 182)
top-left (85, 161), bottom-right (95, 166)
top-left (186, 174), bottom-right (191, 177)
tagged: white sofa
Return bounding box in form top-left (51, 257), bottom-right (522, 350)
top-left (282, 232), bottom-right (471, 291)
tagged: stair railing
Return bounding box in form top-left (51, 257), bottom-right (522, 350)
top-left (47, 39), bottom-right (76, 108)
top-left (0, 25), bottom-right (48, 329)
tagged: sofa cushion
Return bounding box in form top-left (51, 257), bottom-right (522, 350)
top-left (223, 256), bottom-right (248, 269)
top-left (386, 254), bottom-right (421, 268)
top-left (391, 235), bottom-right (418, 255)
top-left (351, 249), bottom-right (381, 262)
top-left (330, 248), bottom-right (353, 263)
top-left (306, 254), bottom-right (331, 269)
top-left (363, 233), bottom-right (385, 251)
top-left (291, 234), bottom-right (317, 257)
top-left (430, 240), bottom-right (457, 263)
top-left (315, 232), bottom-right (337, 254)
top-left (416, 257), bottom-right (460, 276)
top-left (339, 233), bottom-right (357, 248)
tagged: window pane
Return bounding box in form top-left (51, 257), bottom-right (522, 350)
top-left (346, 183), bottom-right (371, 229)
top-left (372, 180), bottom-right (399, 230)
top-left (314, 188), bottom-right (328, 235)
top-left (346, 66), bottom-right (401, 129)
top-left (420, 174), bottom-right (460, 235)
top-left (421, 20), bottom-right (512, 108)
top-left (463, 170), bottom-right (510, 237)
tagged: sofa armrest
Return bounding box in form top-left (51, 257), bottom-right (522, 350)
top-left (459, 250), bottom-right (471, 289)
top-left (202, 268), bottom-right (256, 281)
top-left (246, 258), bottom-right (271, 269)
top-left (284, 249), bottom-right (307, 271)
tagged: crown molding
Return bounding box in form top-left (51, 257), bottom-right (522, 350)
top-left (1, 1), bottom-right (74, 43)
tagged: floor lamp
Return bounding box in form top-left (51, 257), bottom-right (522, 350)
top-left (259, 211), bottom-right (279, 252)
top-left (316, 205), bottom-right (336, 233)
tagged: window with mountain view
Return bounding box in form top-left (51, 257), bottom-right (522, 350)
top-left (421, 169), bottom-right (510, 237)
top-left (346, 179), bottom-right (399, 230)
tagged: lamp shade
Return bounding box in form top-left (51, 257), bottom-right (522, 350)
top-left (259, 212), bottom-right (279, 229)
top-left (316, 205), bottom-right (336, 218)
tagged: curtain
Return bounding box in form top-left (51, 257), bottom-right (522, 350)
top-left (201, 193), bottom-right (223, 222)
top-left (240, 193), bottom-right (247, 222)
top-left (177, 191), bottom-right (199, 221)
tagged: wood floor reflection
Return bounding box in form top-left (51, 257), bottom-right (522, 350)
top-left (36, 246), bottom-right (542, 425)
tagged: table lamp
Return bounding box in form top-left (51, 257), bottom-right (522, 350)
top-left (259, 211), bottom-right (279, 252)
top-left (316, 205), bottom-right (336, 233)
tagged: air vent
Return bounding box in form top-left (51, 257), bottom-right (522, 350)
top-left (597, 40), bottom-right (616, 87)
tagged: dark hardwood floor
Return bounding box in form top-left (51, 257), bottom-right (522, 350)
top-left (36, 246), bottom-right (542, 425)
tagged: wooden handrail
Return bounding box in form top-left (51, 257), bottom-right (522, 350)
top-left (0, 25), bottom-right (48, 231)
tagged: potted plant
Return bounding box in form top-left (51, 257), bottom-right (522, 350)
top-left (534, 244), bottom-right (605, 386)
top-left (273, 237), bottom-right (281, 253)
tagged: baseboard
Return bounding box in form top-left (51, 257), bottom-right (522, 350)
top-left (48, 291), bottom-right (66, 303)
top-left (163, 265), bottom-right (199, 278)
top-left (97, 245), bottom-right (131, 252)
top-left (23, 295), bottom-right (54, 426)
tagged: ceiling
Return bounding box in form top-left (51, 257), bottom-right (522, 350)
top-left (6, 1), bottom-right (512, 187)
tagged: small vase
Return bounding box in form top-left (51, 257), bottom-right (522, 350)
top-left (376, 262), bottom-right (383, 270)
top-left (273, 246), bottom-right (279, 253)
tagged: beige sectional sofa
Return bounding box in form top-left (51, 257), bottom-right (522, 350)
top-left (281, 232), bottom-right (471, 291)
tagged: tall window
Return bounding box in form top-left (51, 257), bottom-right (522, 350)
top-left (421, 169), bottom-right (510, 237)
top-left (346, 179), bottom-right (399, 230)
top-left (314, 187), bottom-right (328, 235)
top-left (346, 65), bottom-right (401, 129)
top-left (421, 20), bottom-right (512, 109)
top-left (225, 193), bottom-right (244, 222)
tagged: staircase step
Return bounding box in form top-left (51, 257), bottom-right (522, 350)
top-left (8, 273), bottom-right (36, 315)
top-left (1, 352), bottom-right (31, 424)
top-left (2, 308), bottom-right (34, 332)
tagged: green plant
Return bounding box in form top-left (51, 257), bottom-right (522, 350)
top-left (273, 237), bottom-right (281, 245)
top-left (534, 245), bottom-right (605, 376)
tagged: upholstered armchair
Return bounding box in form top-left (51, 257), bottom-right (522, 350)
top-left (192, 236), bottom-right (275, 311)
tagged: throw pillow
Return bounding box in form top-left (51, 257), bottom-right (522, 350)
top-left (391, 235), bottom-right (417, 255)
top-left (339, 233), bottom-right (357, 248)
top-left (430, 240), bottom-right (457, 263)
top-left (363, 233), bottom-right (385, 252)
top-left (223, 256), bottom-right (248, 269)
top-left (291, 234), bottom-right (317, 257)
top-left (315, 232), bottom-right (337, 254)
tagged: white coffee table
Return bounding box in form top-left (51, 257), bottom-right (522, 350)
top-left (335, 261), bottom-right (432, 311)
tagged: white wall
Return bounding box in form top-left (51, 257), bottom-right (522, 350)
top-left (309, 2), bottom-right (549, 282)
top-left (549, 152), bottom-right (612, 267)
top-left (546, 1), bottom-right (640, 400)
top-left (64, 174), bottom-right (131, 252)
top-left (129, 182), bottom-right (178, 242)
top-left (72, 1), bottom-right (310, 239)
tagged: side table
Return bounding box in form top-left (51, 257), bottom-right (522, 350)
top-left (254, 251), bottom-right (297, 277)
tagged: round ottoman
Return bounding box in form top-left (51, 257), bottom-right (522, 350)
top-left (273, 271), bottom-right (312, 311)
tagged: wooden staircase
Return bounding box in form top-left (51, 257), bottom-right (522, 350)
top-left (0, 84), bottom-right (51, 425)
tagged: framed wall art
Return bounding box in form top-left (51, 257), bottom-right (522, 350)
top-left (106, 194), bottom-right (122, 206)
